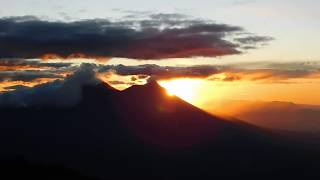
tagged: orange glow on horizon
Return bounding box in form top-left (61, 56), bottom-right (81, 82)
top-left (158, 77), bottom-right (320, 114)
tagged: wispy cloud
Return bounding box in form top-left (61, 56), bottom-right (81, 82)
top-left (0, 58), bottom-right (72, 70)
top-left (98, 62), bottom-right (320, 83)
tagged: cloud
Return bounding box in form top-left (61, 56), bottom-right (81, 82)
top-left (3, 85), bottom-right (30, 91)
top-left (0, 71), bottom-right (63, 82)
top-left (1, 59), bottom-right (319, 96)
top-left (0, 64), bottom-right (100, 107)
top-left (262, 61), bottom-right (320, 71)
top-left (0, 14), bottom-right (272, 60)
top-left (0, 61), bottom-right (319, 107)
top-left (235, 36), bottom-right (273, 44)
top-left (97, 63), bottom-right (320, 83)
top-left (40, 53), bottom-right (110, 62)
top-left (207, 69), bottom-right (320, 83)
top-left (98, 64), bottom-right (220, 80)
top-left (108, 80), bottom-right (136, 86)
top-left (0, 58), bottom-right (77, 90)
top-left (0, 58), bottom-right (72, 70)
top-left (234, 36), bottom-right (273, 49)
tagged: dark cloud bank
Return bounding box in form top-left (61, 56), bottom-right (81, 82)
top-left (0, 14), bottom-right (272, 60)
top-left (100, 62), bottom-right (320, 82)
top-left (0, 58), bottom-right (71, 68)
top-left (0, 70), bottom-right (62, 82)
top-left (0, 58), bottom-right (72, 82)
top-left (99, 64), bottom-right (220, 79)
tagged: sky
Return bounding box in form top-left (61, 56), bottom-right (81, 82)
top-left (1, 0), bottom-right (319, 62)
top-left (0, 0), bottom-right (319, 110)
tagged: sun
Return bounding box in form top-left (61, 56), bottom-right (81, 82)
top-left (158, 79), bottom-right (201, 103)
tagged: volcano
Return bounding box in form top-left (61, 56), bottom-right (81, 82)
top-left (0, 82), bottom-right (319, 179)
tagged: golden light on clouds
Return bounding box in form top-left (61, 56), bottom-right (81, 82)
top-left (40, 53), bottom-right (110, 63)
top-left (0, 65), bottom-right (54, 71)
top-left (97, 71), bottom-right (148, 90)
top-left (0, 78), bottom-right (60, 91)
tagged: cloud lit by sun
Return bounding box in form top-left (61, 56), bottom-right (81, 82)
top-left (158, 79), bottom-right (202, 103)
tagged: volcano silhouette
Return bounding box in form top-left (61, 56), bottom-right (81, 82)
top-left (0, 82), bottom-right (319, 179)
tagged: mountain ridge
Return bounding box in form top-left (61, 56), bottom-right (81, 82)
top-left (0, 81), bottom-right (319, 179)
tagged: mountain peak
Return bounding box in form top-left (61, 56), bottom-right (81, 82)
top-left (82, 81), bottom-right (118, 93)
top-left (122, 81), bottom-right (167, 97)
top-left (145, 79), bottom-right (162, 88)
top-left (79, 82), bottom-right (119, 106)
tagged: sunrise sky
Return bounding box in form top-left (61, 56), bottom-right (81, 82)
top-left (0, 0), bottom-right (320, 111)
top-left (2, 2), bottom-right (320, 179)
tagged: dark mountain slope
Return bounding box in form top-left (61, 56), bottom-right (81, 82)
top-left (116, 81), bottom-right (270, 149)
top-left (0, 82), bottom-right (319, 179)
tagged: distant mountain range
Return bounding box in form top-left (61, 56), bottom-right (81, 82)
top-left (207, 100), bottom-right (320, 134)
top-left (0, 82), bottom-right (320, 179)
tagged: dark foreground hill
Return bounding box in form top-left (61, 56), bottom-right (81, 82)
top-left (0, 82), bottom-right (319, 179)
